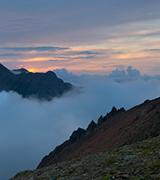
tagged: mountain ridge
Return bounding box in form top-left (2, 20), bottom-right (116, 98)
top-left (0, 63), bottom-right (73, 101)
top-left (37, 97), bottom-right (160, 168)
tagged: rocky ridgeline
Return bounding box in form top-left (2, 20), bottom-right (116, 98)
top-left (10, 135), bottom-right (160, 180)
top-left (97, 107), bottom-right (125, 125)
top-left (36, 97), bottom-right (160, 169)
top-left (37, 107), bottom-right (125, 169)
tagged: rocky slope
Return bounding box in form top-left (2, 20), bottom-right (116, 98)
top-left (37, 97), bottom-right (160, 168)
top-left (0, 63), bottom-right (73, 100)
top-left (10, 135), bottom-right (160, 180)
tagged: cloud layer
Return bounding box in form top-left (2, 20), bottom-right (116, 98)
top-left (1, 46), bottom-right (69, 52)
top-left (1, 67), bottom-right (160, 179)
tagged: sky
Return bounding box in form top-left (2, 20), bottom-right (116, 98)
top-left (0, 0), bottom-right (160, 75)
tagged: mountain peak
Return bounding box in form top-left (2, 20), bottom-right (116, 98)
top-left (70, 128), bottom-right (86, 143)
top-left (11, 68), bottom-right (28, 74)
top-left (45, 70), bottom-right (57, 76)
top-left (86, 120), bottom-right (97, 132)
top-left (0, 63), bottom-right (12, 77)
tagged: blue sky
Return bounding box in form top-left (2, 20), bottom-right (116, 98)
top-left (0, 0), bottom-right (160, 75)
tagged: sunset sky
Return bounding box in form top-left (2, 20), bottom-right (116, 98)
top-left (0, 0), bottom-right (160, 75)
top-left (1, 2), bottom-right (160, 179)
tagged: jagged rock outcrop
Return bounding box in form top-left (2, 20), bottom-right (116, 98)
top-left (37, 97), bottom-right (160, 169)
top-left (0, 63), bottom-right (73, 101)
top-left (70, 128), bottom-right (86, 143)
top-left (97, 106), bottom-right (125, 125)
top-left (37, 121), bottom-right (97, 169)
top-left (85, 120), bottom-right (97, 135)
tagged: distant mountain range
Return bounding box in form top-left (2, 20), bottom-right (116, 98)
top-left (0, 63), bottom-right (73, 100)
top-left (37, 97), bottom-right (160, 168)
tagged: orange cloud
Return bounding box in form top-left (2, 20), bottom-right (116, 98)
top-left (18, 57), bottom-right (51, 62)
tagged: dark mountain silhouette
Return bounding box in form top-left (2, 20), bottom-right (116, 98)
top-left (0, 63), bottom-right (73, 100)
top-left (37, 97), bottom-right (160, 168)
top-left (12, 68), bottom-right (29, 74)
top-left (0, 63), bottom-right (12, 77)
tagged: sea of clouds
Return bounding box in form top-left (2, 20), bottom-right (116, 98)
top-left (1, 66), bottom-right (160, 180)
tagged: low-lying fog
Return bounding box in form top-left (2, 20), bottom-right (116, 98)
top-left (1, 66), bottom-right (160, 180)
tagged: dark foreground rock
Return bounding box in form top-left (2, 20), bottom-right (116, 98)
top-left (10, 135), bottom-right (160, 180)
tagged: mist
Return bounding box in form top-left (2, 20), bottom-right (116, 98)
top-left (1, 67), bottom-right (160, 180)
